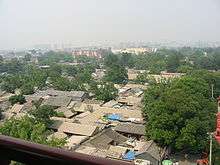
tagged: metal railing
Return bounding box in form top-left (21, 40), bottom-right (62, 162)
top-left (0, 135), bottom-right (134, 165)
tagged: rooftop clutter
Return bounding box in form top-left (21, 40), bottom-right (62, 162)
top-left (0, 82), bottom-right (167, 164)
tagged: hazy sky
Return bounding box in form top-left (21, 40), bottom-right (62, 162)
top-left (0, 0), bottom-right (220, 49)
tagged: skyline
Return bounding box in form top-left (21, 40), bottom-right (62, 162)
top-left (0, 0), bottom-right (220, 50)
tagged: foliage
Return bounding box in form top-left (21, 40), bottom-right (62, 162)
top-left (1, 65), bottom-right (48, 93)
top-left (104, 65), bottom-right (128, 84)
top-left (120, 53), bottom-right (134, 68)
top-left (143, 76), bottom-right (216, 153)
top-left (177, 65), bottom-right (194, 73)
top-left (38, 51), bottom-right (74, 65)
top-left (166, 52), bottom-right (181, 72)
top-left (62, 65), bottom-right (78, 76)
top-left (29, 105), bottom-right (56, 127)
top-left (187, 70), bottom-right (220, 98)
top-left (48, 64), bottom-right (62, 77)
top-left (104, 53), bottom-right (120, 66)
top-left (135, 72), bottom-right (149, 84)
top-left (91, 81), bottom-right (118, 102)
top-left (20, 83), bottom-right (34, 95)
top-left (1, 75), bottom-right (23, 93)
top-left (50, 76), bottom-right (73, 91)
top-left (0, 116), bottom-right (66, 147)
top-left (9, 95), bottom-right (26, 105)
top-left (24, 53), bottom-right (32, 62)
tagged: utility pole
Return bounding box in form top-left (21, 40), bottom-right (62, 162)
top-left (211, 84), bottom-right (214, 99)
top-left (208, 132), bottom-right (213, 165)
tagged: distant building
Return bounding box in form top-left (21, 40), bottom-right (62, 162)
top-left (112, 47), bottom-right (157, 55)
top-left (72, 48), bottom-right (111, 58)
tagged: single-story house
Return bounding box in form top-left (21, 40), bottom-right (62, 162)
top-left (75, 146), bottom-right (107, 158)
top-left (43, 96), bottom-right (72, 107)
top-left (85, 128), bottom-right (128, 150)
top-left (114, 123), bottom-right (145, 139)
top-left (107, 145), bottom-right (128, 159)
top-left (65, 135), bottom-right (89, 149)
top-left (9, 104), bottom-right (24, 114)
top-left (58, 122), bottom-right (99, 137)
top-left (135, 140), bottom-right (166, 165)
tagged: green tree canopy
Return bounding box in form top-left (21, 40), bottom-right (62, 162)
top-left (29, 105), bottom-right (57, 127)
top-left (0, 116), bottom-right (66, 147)
top-left (104, 65), bottom-right (128, 84)
top-left (91, 81), bottom-right (118, 102)
top-left (144, 76), bottom-right (216, 153)
top-left (9, 95), bottom-right (26, 105)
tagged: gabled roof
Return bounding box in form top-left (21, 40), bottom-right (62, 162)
top-left (107, 146), bottom-right (128, 159)
top-left (55, 107), bottom-right (76, 118)
top-left (78, 107), bottom-right (143, 126)
top-left (65, 135), bottom-right (89, 147)
top-left (86, 128), bottom-right (128, 150)
top-left (102, 100), bottom-right (118, 108)
top-left (43, 96), bottom-right (71, 107)
top-left (34, 89), bottom-right (86, 100)
top-left (114, 123), bottom-right (145, 136)
top-left (135, 140), bottom-right (164, 161)
top-left (73, 103), bottom-right (89, 113)
top-left (9, 104), bottom-right (24, 114)
top-left (117, 96), bottom-right (142, 106)
top-left (75, 146), bottom-right (107, 158)
top-left (58, 122), bottom-right (98, 136)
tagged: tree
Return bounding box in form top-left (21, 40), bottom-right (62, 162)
top-left (24, 53), bottom-right (32, 62)
top-left (120, 53), bottom-right (134, 68)
top-left (104, 53), bottom-right (120, 67)
top-left (0, 55), bottom-right (3, 62)
top-left (188, 70), bottom-right (220, 98)
top-left (104, 65), bottom-right (128, 84)
top-left (136, 72), bottom-right (150, 84)
top-left (48, 64), bottom-right (62, 77)
top-left (1, 75), bottom-right (23, 93)
top-left (20, 83), bottom-right (34, 95)
top-left (177, 65), bottom-right (194, 73)
top-left (0, 116), bottom-right (66, 147)
top-left (143, 76), bottom-right (216, 153)
top-left (50, 76), bottom-right (73, 91)
top-left (63, 65), bottom-right (78, 76)
top-left (92, 82), bottom-right (118, 102)
top-left (29, 105), bottom-right (56, 127)
top-left (75, 67), bottom-right (92, 84)
top-left (9, 95), bottom-right (26, 105)
top-left (166, 53), bottom-right (181, 72)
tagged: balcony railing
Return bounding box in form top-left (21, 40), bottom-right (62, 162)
top-left (0, 135), bottom-right (134, 165)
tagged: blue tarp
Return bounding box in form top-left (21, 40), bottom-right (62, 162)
top-left (107, 114), bottom-right (121, 121)
top-left (123, 151), bottom-right (135, 160)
